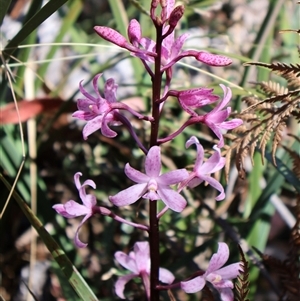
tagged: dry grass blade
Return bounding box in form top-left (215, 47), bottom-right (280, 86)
top-left (0, 50), bottom-right (26, 219)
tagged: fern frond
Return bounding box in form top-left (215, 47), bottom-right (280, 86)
top-left (254, 248), bottom-right (300, 301)
top-left (245, 62), bottom-right (300, 76)
top-left (289, 194), bottom-right (300, 253)
top-left (280, 71), bottom-right (300, 90)
top-left (251, 195), bottom-right (300, 300)
top-left (224, 55), bottom-right (300, 176)
top-left (252, 81), bottom-right (288, 97)
top-left (272, 122), bottom-right (286, 164)
top-left (291, 110), bottom-right (300, 122)
top-left (235, 245), bottom-right (250, 301)
top-left (244, 89), bottom-right (300, 112)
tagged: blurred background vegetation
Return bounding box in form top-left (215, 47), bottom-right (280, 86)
top-left (0, 0), bottom-right (299, 300)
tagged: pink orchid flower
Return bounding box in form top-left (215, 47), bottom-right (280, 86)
top-left (109, 146), bottom-right (189, 212)
top-left (115, 241), bottom-right (174, 300)
top-left (168, 87), bottom-right (219, 116)
top-left (179, 136), bottom-right (226, 201)
top-left (181, 242), bottom-right (242, 301)
top-left (203, 84), bottom-right (243, 147)
top-left (72, 73), bottom-right (122, 139)
top-left (52, 172), bottom-right (109, 248)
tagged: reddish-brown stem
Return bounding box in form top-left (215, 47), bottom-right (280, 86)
top-left (149, 23), bottom-right (163, 301)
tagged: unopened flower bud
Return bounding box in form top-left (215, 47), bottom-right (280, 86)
top-left (160, 0), bottom-right (168, 21)
top-left (169, 5), bottom-right (185, 28)
top-left (151, 0), bottom-right (159, 8)
top-left (150, 0), bottom-right (160, 21)
top-left (197, 52), bottom-right (232, 66)
top-left (94, 26), bottom-right (127, 48)
top-left (128, 19), bottom-right (141, 46)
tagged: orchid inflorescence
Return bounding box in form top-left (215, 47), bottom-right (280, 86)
top-left (53, 0), bottom-right (243, 300)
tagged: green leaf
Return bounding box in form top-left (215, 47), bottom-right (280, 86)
top-left (0, 0), bottom-right (12, 26)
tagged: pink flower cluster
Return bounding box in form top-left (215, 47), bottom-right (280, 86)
top-left (53, 0), bottom-right (243, 300)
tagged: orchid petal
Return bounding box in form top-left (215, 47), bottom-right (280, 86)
top-left (139, 37), bottom-right (156, 56)
top-left (159, 267), bottom-right (175, 284)
top-left (181, 276), bottom-right (206, 293)
top-left (216, 263), bottom-right (242, 279)
top-left (115, 274), bottom-right (136, 299)
top-left (200, 176), bottom-right (225, 201)
top-left (218, 287), bottom-right (234, 301)
top-left (187, 177), bottom-right (203, 188)
top-left (158, 169), bottom-right (189, 185)
top-left (213, 84), bottom-right (231, 111)
top-left (74, 172), bottom-right (83, 190)
top-left (104, 78), bottom-right (118, 103)
top-left (220, 119), bottom-right (243, 130)
top-left (211, 278), bottom-right (234, 289)
top-left (63, 200), bottom-right (91, 216)
top-left (78, 80), bottom-right (98, 103)
top-left (82, 115), bottom-right (103, 140)
top-left (72, 110), bottom-right (94, 121)
top-left (207, 109), bottom-right (231, 124)
top-left (52, 203), bottom-right (77, 218)
top-left (187, 136), bottom-right (205, 168)
top-left (171, 33), bottom-right (189, 59)
top-left (125, 163), bottom-right (150, 184)
top-left (80, 194), bottom-right (97, 209)
top-left (92, 73), bottom-right (103, 97)
top-left (145, 146), bottom-right (161, 177)
top-left (166, 0), bottom-right (175, 18)
top-left (198, 149), bottom-right (225, 174)
top-left (134, 242), bottom-right (150, 273)
top-left (81, 179), bottom-right (96, 189)
top-left (207, 243), bottom-right (230, 274)
top-left (74, 213), bottom-right (93, 248)
top-left (207, 124), bottom-right (223, 147)
top-left (157, 186), bottom-right (187, 212)
top-left (101, 114), bottom-right (118, 138)
top-left (109, 183), bottom-right (147, 206)
top-left (115, 252), bottom-right (139, 274)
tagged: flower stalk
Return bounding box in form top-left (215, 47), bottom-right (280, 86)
top-left (53, 0), bottom-right (244, 299)
top-left (149, 20), bottom-right (163, 301)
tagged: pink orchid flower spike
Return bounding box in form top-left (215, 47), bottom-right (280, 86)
top-left (109, 145), bottom-right (189, 212)
top-left (203, 84), bottom-right (243, 147)
top-left (72, 73), bottom-right (123, 140)
top-left (52, 172), bottom-right (109, 248)
top-left (114, 241), bottom-right (174, 300)
top-left (181, 242), bottom-right (242, 301)
top-left (179, 136), bottom-right (226, 201)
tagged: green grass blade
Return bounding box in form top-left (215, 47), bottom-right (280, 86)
top-left (35, 0), bottom-right (83, 88)
top-left (2, 0), bottom-right (68, 59)
top-left (265, 152), bottom-right (300, 193)
top-left (0, 0), bottom-right (12, 26)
